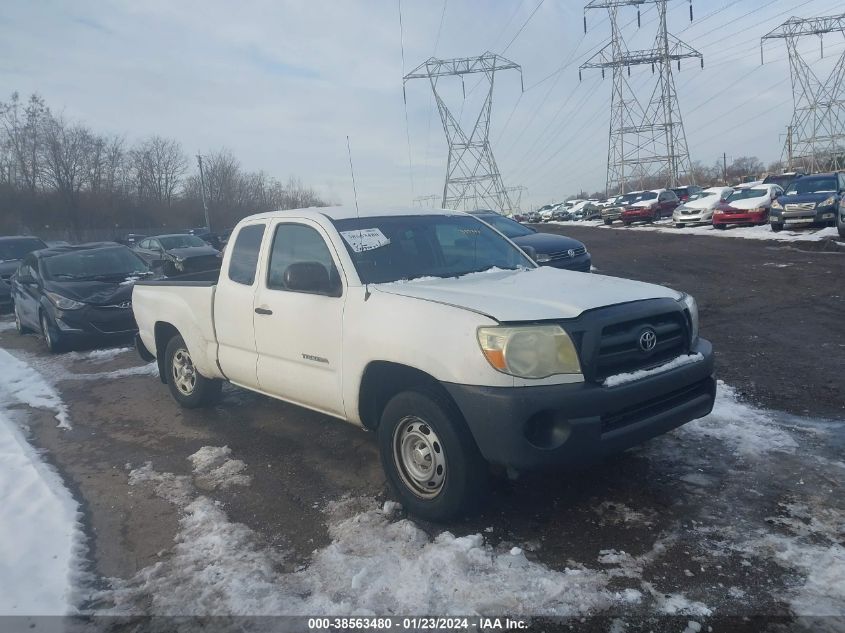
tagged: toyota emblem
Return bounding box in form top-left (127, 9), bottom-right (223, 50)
top-left (567, 249), bottom-right (575, 258)
top-left (638, 328), bottom-right (657, 352)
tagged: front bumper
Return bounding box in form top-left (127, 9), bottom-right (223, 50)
top-left (770, 205), bottom-right (838, 226)
top-left (444, 338), bottom-right (715, 470)
top-left (673, 210), bottom-right (712, 224)
top-left (52, 304), bottom-right (137, 338)
top-left (621, 208), bottom-right (655, 222)
top-left (713, 209), bottom-right (767, 225)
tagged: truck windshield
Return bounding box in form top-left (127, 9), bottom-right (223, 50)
top-left (332, 214), bottom-right (534, 284)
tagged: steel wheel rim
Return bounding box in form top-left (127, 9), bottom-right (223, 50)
top-left (171, 348), bottom-right (197, 395)
top-left (392, 415), bottom-right (446, 499)
top-left (14, 306), bottom-right (22, 333)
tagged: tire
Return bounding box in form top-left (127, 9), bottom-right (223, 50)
top-left (378, 388), bottom-right (488, 521)
top-left (164, 335), bottom-right (222, 408)
top-left (714, 224), bottom-right (726, 230)
top-left (604, 219), bottom-right (612, 226)
top-left (623, 221), bottom-right (631, 226)
top-left (40, 310), bottom-right (64, 353)
top-left (14, 304), bottom-right (31, 334)
top-left (675, 223), bottom-right (685, 228)
top-left (839, 224), bottom-right (845, 239)
top-left (771, 223), bottom-right (784, 233)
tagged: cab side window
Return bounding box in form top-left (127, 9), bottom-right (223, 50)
top-left (227, 224), bottom-right (266, 286)
top-left (266, 224), bottom-right (341, 296)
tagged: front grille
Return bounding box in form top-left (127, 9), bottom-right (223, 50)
top-left (785, 202), bottom-right (816, 212)
top-left (594, 311), bottom-right (688, 381)
top-left (601, 378), bottom-right (712, 435)
top-left (547, 246), bottom-right (587, 260)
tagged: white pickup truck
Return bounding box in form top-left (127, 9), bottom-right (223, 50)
top-left (133, 206), bottom-right (715, 520)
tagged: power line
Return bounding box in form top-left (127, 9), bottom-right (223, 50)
top-left (502, 0), bottom-right (545, 54)
top-left (399, 0), bottom-right (415, 200)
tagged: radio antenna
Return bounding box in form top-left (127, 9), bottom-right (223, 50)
top-left (346, 135), bottom-right (361, 220)
top-left (346, 135), bottom-right (370, 301)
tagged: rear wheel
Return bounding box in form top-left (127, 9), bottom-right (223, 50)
top-left (378, 388), bottom-right (488, 521)
top-left (771, 223), bottom-right (784, 233)
top-left (165, 335), bottom-right (222, 408)
top-left (40, 310), bottom-right (64, 353)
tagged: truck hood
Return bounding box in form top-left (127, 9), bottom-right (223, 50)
top-left (373, 266), bottom-right (681, 321)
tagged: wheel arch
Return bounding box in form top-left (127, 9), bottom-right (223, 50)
top-left (357, 361), bottom-right (463, 431)
top-left (154, 321), bottom-right (181, 384)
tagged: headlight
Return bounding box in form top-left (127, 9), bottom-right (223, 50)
top-left (477, 325), bottom-right (581, 379)
top-left (535, 253), bottom-right (551, 263)
top-left (771, 199), bottom-right (782, 210)
top-left (680, 294), bottom-right (699, 345)
top-left (45, 291), bottom-right (85, 310)
top-left (820, 196), bottom-right (836, 208)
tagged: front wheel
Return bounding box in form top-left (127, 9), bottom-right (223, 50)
top-left (604, 219), bottom-right (612, 226)
top-left (378, 388), bottom-right (488, 521)
top-left (838, 223), bottom-right (845, 239)
top-left (771, 223), bottom-right (784, 233)
top-left (14, 304), bottom-right (31, 334)
top-left (675, 223), bottom-right (685, 228)
top-left (164, 335), bottom-right (222, 408)
top-left (714, 224), bottom-right (726, 230)
top-left (40, 311), bottom-right (64, 353)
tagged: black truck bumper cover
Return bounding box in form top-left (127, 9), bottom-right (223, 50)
top-left (444, 338), bottom-right (715, 470)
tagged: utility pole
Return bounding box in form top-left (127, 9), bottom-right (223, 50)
top-left (404, 53), bottom-right (523, 213)
top-left (581, 0), bottom-right (702, 194)
top-left (723, 152), bottom-right (727, 184)
top-left (786, 125), bottom-right (794, 171)
top-left (762, 14), bottom-right (845, 172)
top-left (196, 154), bottom-right (211, 232)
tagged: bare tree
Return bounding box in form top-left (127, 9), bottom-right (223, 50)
top-left (130, 136), bottom-right (187, 206)
top-left (0, 92), bottom-right (48, 194)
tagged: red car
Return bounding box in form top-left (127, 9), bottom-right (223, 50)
top-left (711, 184), bottom-right (782, 230)
top-left (621, 189), bottom-right (680, 225)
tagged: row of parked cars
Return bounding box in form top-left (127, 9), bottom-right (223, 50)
top-left (0, 229), bottom-right (226, 352)
top-left (528, 172), bottom-right (845, 236)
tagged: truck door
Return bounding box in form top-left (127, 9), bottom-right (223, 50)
top-left (214, 222), bottom-right (267, 387)
top-left (253, 220), bottom-right (346, 417)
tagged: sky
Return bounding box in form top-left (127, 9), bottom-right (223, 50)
top-left (2, 0), bottom-right (844, 210)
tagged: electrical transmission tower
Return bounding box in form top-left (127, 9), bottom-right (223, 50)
top-left (412, 194), bottom-right (440, 208)
top-left (581, 1), bottom-right (702, 195)
top-left (404, 53), bottom-right (523, 213)
top-left (762, 14), bottom-right (845, 172)
top-left (505, 185), bottom-right (527, 212)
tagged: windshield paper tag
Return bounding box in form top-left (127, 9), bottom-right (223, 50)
top-left (340, 229), bottom-right (390, 253)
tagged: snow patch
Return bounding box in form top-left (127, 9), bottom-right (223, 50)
top-left (188, 446), bottom-right (252, 490)
top-left (0, 319), bottom-right (15, 332)
top-left (603, 353), bottom-right (703, 387)
top-left (643, 583), bottom-right (712, 616)
top-left (0, 348), bottom-right (70, 428)
top-left (63, 347), bottom-right (132, 363)
top-left (0, 408), bottom-right (84, 614)
top-left (680, 382), bottom-right (798, 457)
top-left (593, 501), bottom-right (655, 527)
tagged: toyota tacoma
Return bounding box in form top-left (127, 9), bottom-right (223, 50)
top-left (132, 206), bottom-right (715, 521)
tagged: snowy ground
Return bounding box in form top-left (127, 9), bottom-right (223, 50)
top-left (1, 319), bottom-right (843, 627)
top-left (545, 219), bottom-right (842, 243)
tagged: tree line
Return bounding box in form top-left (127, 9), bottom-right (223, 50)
top-left (0, 92), bottom-right (329, 240)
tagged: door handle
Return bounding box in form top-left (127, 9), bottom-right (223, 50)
top-left (254, 307), bottom-right (273, 315)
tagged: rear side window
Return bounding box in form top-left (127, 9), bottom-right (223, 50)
top-left (227, 224), bottom-right (266, 286)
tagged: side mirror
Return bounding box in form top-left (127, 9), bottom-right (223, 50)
top-left (521, 245), bottom-right (538, 261)
top-left (284, 262), bottom-right (337, 296)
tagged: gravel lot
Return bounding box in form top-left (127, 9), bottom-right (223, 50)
top-left (1, 225), bottom-right (843, 630)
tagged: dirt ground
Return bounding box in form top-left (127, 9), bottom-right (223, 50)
top-left (1, 226), bottom-right (843, 630)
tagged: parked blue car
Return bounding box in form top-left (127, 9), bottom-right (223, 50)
top-left (769, 172), bottom-right (845, 232)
